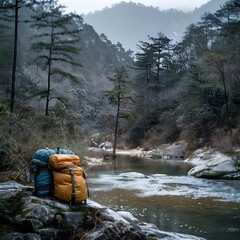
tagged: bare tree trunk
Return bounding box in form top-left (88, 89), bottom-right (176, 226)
top-left (10, 0), bottom-right (19, 113)
top-left (113, 94), bottom-right (120, 158)
top-left (45, 13), bottom-right (54, 116)
top-left (45, 48), bottom-right (52, 116)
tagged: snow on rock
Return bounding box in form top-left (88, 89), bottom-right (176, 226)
top-left (185, 149), bottom-right (240, 179)
top-left (0, 181), bottom-right (205, 240)
top-left (119, 172), bottom-right (147, 178)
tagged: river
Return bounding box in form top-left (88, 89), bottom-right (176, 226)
top-left (86, 155), bottom-right (240, 240)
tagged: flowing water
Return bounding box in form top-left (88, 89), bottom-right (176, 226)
top-left (86, 155), bottom-right (240, 240)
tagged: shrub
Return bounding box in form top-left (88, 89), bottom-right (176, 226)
top-left (211, 128), bottom-right (234, 153)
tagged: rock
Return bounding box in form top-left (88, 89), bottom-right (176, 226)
top-left (84, 156), bottom-right (107, 166)
top-left (185, 149), bottom-right (240, 179)
top-left (0, 181), bottom-right (145, 240)
top-left (138, 222), bottom-right (204, 240)
top-left (145, 142), bottom-right (186, 159)
top-left (98, 141), bottom-right (113, 150)
top-left (119, 172), bottom-right (148, 178)
top-left (0, 181), bottom-right (205, 240)
top-left (2, 232), bottom-right (41, 240)
top-left (117, 211), bottom-right (139, 223)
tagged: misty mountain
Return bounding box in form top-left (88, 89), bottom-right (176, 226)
top-left (83, 0), bottom-right (228, 52)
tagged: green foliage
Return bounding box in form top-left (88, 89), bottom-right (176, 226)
top-left (1, 0), bottom-right (240, 155)
top-left (128, 0), bottom-right (240, 149)
top-left (51, 69), bottom-right (80, 83)
top-left (0, 134), bottom-right (16, 170)
top-left (134, 33), bottom-right (174, 116)
top-left (0, 24), bottom-right (13, 88)
top-left (30, 0), bottom-right (83, 116)
top-left (118, 109), bottom-right (133, 119)
top-left (104, 67), bottom-right (133, 155)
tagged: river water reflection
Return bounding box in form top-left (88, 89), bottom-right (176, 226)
top-left (87, 155), bottom-right (240, 240)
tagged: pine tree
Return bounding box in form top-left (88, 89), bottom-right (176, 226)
top-left (104, 67), bottom-right (132, 157)
top-left (0, 1), bottom-right (14, 100)
top-left (30, 0), bottom-right (82, 116)
top-left (0, 0), bottom-right (42, 113)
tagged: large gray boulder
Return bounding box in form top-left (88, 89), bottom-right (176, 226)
top-left (0, 181), bottom-right (205, 240)
top-left (185, 149), bottom-right (240, 179)
top-left (98, 141), bottom-right (113, 150)
top-left (145, 142), bottom-right (186, 159)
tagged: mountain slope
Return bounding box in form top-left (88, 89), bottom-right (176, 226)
top-left (83, 0), bottom-right (228, 51)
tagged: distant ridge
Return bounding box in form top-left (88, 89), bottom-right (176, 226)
top-left (83, 0), bottom-right (228, 51)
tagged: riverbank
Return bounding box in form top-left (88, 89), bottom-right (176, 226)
top-left (85, 143), bottom-right (240, 180)
top-left (86, 155), bottom-right (240, 240)
top-left (85, 142), bottom-right (187, 162)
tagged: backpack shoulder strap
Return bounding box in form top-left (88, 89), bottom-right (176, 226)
top-left (67, 165), bottom-right (76, 203)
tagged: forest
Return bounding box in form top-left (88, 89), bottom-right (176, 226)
top-left (0, 0), bottom-right (240, 177)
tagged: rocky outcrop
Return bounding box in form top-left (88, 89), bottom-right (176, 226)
top-left (185, 149), bottom-right (240, 179)
top-left (145, 142), bottom-right (186, 159)
top-left (0, 181), bottom-right (205, 240)
top-left (103, 142), bottom-right (187, 159)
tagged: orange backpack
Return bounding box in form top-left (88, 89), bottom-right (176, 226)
top-left (49, 154), bottom-right (88, 204)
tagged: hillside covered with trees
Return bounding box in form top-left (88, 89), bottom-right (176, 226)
top-left (128, 0), bottom-right (240, 153)
top-left (0, 0), bottom-right (240, 179)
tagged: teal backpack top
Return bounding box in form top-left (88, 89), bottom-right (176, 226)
top-left (30, 148), bottom-right (73, 196)
top-left (32, 148), bottom-right (55, 163)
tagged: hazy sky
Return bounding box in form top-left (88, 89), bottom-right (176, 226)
top-left (58, 0), bottom-right (211, 15)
